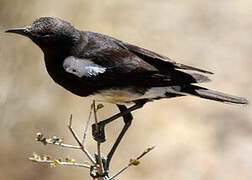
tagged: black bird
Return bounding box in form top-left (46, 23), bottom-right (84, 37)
top-left (6, 17), bottom-right (248, 170)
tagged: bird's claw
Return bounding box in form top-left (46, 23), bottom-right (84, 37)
top-left (92, 123), bottom-right (106, 143)
top-left (90, 164), bottom-right (108, 178)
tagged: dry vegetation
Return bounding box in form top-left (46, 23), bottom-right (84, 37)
top-left (0, 0), bottom-right (251, 180)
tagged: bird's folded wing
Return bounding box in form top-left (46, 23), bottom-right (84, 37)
top-left (63, 48), bottom-right (210, 88)
top-left (124, 43), bottom-right (213, 74)
top-left (81, 48), bottom-right (160, 75)
top-left (62, 52), bottom-right (166, 88)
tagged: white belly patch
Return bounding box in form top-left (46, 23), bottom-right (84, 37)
top-left (89, 88), bottom-right (141, 104)
top-left (88, 86), bottom-right (182, 104)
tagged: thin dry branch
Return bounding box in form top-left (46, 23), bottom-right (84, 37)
top-left (93, 100), bottom-right (105, 178)
top-left (49, 142), bottom-right (81, 149)
top-left (68, 115), bottom-right (96, 164)
top-left (82, 103), bottom-right (94, 145)
top-left (30, 103), bottom-right (154, 180)
top-left (109, 146), bottom-right (155, 180)
top-left (29, 158), bottom-right (90, 168)
top-left (36, 133), bottom-right (81, 149)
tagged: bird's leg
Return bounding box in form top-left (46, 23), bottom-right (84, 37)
top-left (92, 102), bottom-right (145, 143)
top-left (91, 101), bottom-right (146, 176)
top-left (103, 105), bottom-right (133, 172)
top-left (90, 104), bottom-right (133, 178)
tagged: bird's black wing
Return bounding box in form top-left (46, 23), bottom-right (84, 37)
top-left (64, 48), bottom-right (165, 89)
top-left (65, 49), bottom-right (210, 91)
top-left (124, 43), bottom-right (213, 74)
top-left (64, 31), bottom-right (211, 90)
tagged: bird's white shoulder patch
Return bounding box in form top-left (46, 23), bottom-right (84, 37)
top-left (63, 56), bottom-right (106, 78)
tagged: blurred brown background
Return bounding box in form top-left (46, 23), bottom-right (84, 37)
top-left (0, 0), bottom-right (251, 179)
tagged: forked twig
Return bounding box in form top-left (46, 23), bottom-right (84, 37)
top-left (30, 103), bottom-right (155, 180)
top-left (68, 115), bottom-right (96, 164)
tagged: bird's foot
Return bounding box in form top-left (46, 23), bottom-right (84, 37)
top-left (90, 163), bottom-right (108, 178)
top-left (92, 123), bottom-right (106, 143)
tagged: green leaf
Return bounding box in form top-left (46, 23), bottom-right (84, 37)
top-left (50, 163), bottom-right (56, 168)
top-left (44, 155), bottom-right (51, 160)
top-left (96, 104), bottom-right (104, 111)
top-left (54, 160), bottom-right (61, 165)
top-left (36, 132), bottom-right (43, 141)
top-left (65, 157), bottom-right (75, 162)
top-left (130, 159), bottom-right (140, 166)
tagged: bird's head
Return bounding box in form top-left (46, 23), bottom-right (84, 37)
top-left (6, 17), bottom-right (81, 52)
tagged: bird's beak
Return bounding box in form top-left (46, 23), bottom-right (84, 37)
top-left (5, 28), bottom-right (28, 36)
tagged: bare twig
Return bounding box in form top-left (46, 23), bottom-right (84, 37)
top-left (68, 115), bottom-right (96, 164)
top-left (47, 142), bottom-right (81, 149)
top-left (93, 100), bottom-right (104, 178)
top-left (31, 103), bottom-right (154, 180)
top-left (109, 146), bottom-right (155, 180)
top-left (29, 158), bottom-right (90, 168)
top-left (36, 133), bottom-right (81, 149)
top-left (82, 103), bottom-right (94, 145)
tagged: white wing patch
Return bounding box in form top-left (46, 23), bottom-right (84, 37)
top-left (63, 56), bottom-right (106, 78)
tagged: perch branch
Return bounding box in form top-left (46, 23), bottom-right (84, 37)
top-left (68, 115), bottom-right (96, 164)
top-left (29, 158), bottom-right (90, 168)
top-left (82, 102), bottom-right (94, 145)
top-left (93, 100), bottom-right (105, 178)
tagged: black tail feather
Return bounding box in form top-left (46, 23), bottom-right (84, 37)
top-left (181, 85), bottom-right (248, 105)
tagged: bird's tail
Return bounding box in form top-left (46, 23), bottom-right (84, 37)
top-left (180, 85), bottom-right (248, 105)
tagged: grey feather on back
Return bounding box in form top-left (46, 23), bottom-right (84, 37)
top-left (63, 56), bottom-right (106, 78)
